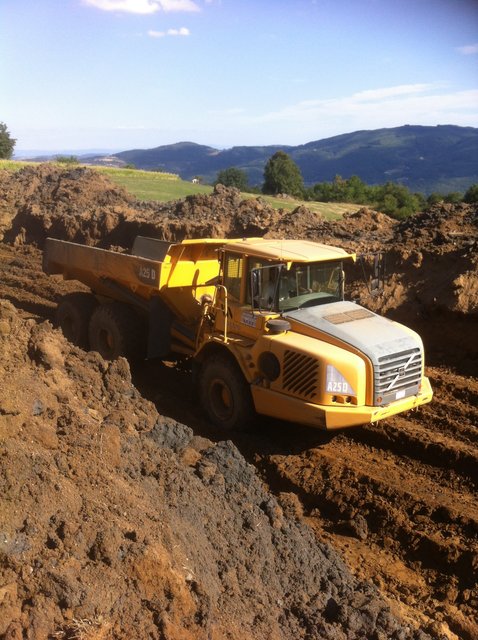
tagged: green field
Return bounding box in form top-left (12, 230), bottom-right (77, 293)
top-left (98, 166), bottom-right (354, 219)
top-left (96, 166), bottom-right (213, 201)
top-left (1, 160), bottom-right (355, 219)
top-left (0, 159), bottom-right (35, 172)
top-left (255, 194), bottom-right (354, 219)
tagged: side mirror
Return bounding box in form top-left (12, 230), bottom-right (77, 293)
top-left (339, 269), bottom-right (345, 300)
top-left (251, 268), bottom-right (262, 307)
top-left (357, 252), bottom-right (385, 297)
top-left (251, 269), bottom-right (262, 300)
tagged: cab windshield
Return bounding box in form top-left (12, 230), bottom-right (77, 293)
top-left (251, 261), bottom-right (343, 312)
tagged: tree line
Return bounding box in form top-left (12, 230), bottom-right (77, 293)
top-left (215, 151), bottom-right (478, 218)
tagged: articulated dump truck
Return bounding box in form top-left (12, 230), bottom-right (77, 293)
top-left (43, 236), bottom-right (432, 430)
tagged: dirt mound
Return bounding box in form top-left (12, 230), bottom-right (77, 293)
top-left (396, 202), bottom-right (478, 253)
top-left (0, 165), bottom-right (139, 246)
top-left (0, 300), bottom-right (431, 640)
top-left (163, 185), bottom-right (281, 237)
top-left (0, 166), bottom-right (281, 249)
top-left (389, 202), bottom-right (478, 313)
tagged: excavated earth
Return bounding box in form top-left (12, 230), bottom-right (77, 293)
top-left (0, 165), bottom-right (477, 640)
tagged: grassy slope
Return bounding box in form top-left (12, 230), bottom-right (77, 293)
top-left (2, 161), bottom-right (356, 220)
top-left (96, 166), bottom-right (213, 201)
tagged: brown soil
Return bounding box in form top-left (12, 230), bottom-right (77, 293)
top-left (0, 165), bottom-right (477, 640)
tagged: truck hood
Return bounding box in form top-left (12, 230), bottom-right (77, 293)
top-left (284, 301), bottom-right (423, 363)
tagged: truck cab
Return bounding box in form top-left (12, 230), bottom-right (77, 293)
top-left (197, 238), bottom-right (432, 430)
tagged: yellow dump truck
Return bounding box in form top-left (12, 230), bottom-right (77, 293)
top-left (43, 236), bottom-right (432, 430)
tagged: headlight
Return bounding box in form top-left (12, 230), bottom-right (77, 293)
top-left (326, 365), bottom-right (356, 397)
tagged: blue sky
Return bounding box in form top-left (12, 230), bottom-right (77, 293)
top-left (1, 0), bottom-right (477, 152)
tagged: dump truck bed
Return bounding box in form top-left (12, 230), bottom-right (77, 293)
top-left (43, 238), bottom-right (167, 302)
top-left (43, 237), bottom-right (224, 323)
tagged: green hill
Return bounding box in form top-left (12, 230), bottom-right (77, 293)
top-left (114, 125), bottom-right (478, 195)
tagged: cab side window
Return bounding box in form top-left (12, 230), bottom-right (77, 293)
top-left (247, 259), bottom-right (282, 310)
top-left (224, 253), bottom-right (243, 300)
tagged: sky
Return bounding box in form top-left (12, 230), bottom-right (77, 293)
top-left (1, 0), bottom-right (478, 153)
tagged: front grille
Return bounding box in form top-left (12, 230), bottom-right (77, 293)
top-left (374, 347), bottom-right (422, 404)
top-left (283, 350), bottom-right (319, 400)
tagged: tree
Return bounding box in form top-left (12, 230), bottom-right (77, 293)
top-left (55, 155), bottom-right (79, 164)
top-left (342, 175), bottom-right (365, 203)
top-left (214, 167), bottom-right (248, 190)
top-left (444, 192), bottom-right (463, 204)
top-left (427, 192), bottom-right (444, 206)
top-left (373, 182), bottom-right (422, 219)
top-left (262, 151), bottom-right (304, 197)
top-left (307, 175), bottom-right (426, 218)
top-left (309, 175), bottom-right (370, 204)
top-left (308, 181), bottom-right (333, 202)
top-left (463, 183), bottom-right (478, 204)
top-left (0, 122), bottom-right (16, 159)
top-left (326, 174), bottom-right (347, 201)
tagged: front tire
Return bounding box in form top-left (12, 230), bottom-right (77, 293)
top-left (198, 354), bottom-right (254, 431)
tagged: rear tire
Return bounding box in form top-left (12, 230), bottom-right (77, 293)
top-left (198, 354), bottom-right (254, 431)
top-left (56, 292), bottom-right (97, 348)
top-left (88, 302), bottom-right (146, 361)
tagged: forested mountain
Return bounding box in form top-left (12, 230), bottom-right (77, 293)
top-left (114, 125), bottom-right (478, 194)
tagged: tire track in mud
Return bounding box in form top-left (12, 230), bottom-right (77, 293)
top-left (420, 370), bottom-right (478, 444)
top-left (350, 415), bottom-right (478, 489)
top-left (250, 412), bottom-right (478, 640)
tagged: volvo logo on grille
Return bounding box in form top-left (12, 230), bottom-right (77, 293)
top-left (398, 367), bottom-right (406, 377)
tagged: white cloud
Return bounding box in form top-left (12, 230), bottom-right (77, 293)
top-left (350, 84), bottom-right (434, 102)
top-left (232, 85), bottom-right (478, 140)
top-left (457, 43), bottom-right (478, 55)
top-left (148, 26), bottom-right (190, 37)
top-left (83, 0), bottom-right (200, 13)
top-left (157, 0), bottom-right (199, 11)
